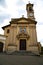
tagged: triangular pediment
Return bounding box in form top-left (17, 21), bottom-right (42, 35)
top-left (18, 19), bottom-right (28, 23)
top-left (2, 17), bottom-right (37, 30)
top-left (10, 17), bottom-right (37, 24)
top-left (11, 17), bottom-right (29, 23)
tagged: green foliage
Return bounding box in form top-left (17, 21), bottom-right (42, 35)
top-left (40, 47), bottom-right (43, 55)
top-left (41, 47), bottom-right (43, 51)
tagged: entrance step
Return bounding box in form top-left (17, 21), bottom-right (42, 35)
top-left (6, 51), bottom-right (40, 56)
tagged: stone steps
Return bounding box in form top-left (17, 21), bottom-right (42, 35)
top-left (6, 51), bottom-right (40, 56)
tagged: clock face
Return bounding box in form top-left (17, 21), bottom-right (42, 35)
top-left (29, 13), bottom-right (33, 16)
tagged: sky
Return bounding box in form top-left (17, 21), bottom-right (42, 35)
top-left (0, 0), bottom-right (43, 46)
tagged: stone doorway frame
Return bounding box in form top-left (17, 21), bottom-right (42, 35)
top-left (19, 39), bottom-right (26, 50)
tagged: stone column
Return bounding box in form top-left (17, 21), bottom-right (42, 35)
top-left (10, 24), bottom-right (14, 44)
top-left (9, 24), bottom-right (17, 45)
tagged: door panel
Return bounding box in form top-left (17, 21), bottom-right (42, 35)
top-left (20, 39), bottom-right (26, 50)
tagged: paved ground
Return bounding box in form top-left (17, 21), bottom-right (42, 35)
top-left (0, 54), bottom-right (43, 65)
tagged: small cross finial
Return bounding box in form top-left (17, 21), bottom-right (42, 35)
top-left (22, 15), bottom-right (24, 18)
top-left (28, 1), bottom-right (30, 3)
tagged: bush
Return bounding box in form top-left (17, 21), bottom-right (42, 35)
top-left (40, 47), bottom-right (43, 55)
top-left (41, 47), bottom-right (43, 51)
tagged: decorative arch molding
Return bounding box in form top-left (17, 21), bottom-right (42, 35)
top-left (16, 32), bottom-right (30, 40)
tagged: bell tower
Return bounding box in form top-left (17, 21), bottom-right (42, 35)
top-left (26, 2), bottom-right (35, 20)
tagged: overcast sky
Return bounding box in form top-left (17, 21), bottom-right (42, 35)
top-left (0, 0), bottom-right (43, 46)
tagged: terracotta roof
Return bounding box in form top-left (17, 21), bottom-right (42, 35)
top-left (2, 24), bottom-right (10, 30)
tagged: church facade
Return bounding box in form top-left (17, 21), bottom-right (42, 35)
top-left (0, 3), bottom-right (41, 53)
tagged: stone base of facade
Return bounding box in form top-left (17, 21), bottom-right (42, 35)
top-left (28, 45), bottom-right (39, 55)
top-left (28, 45), bottom-right (38, 51)
top-left (6, 45), bottom-right (40, 55)
top-left (6, 44), bottom-right (17, 54)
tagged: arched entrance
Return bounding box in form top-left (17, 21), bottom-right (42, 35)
top-left (17, 32), bottom-right (29, 51)
top-left (0, 42), bottom-right (3, 52)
